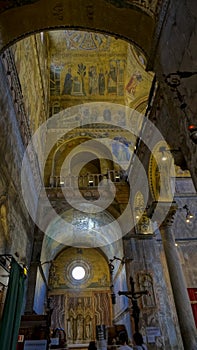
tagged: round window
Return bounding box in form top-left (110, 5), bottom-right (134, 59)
top-left (66, 259), bottom-right (92, 286)
top-left (71, 266), bottom-right (86, 280)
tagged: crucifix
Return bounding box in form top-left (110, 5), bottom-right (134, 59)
top-left (118, 276), bottom-right (149, 332)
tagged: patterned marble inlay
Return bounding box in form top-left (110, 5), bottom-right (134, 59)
top-left (64, 31), bottom-right (111, 51)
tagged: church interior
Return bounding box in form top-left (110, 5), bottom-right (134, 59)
top-left (0, 1), bottom-right (196, 350)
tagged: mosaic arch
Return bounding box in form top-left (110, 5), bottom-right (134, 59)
top-left (0, 0), bottom-right (156, 56)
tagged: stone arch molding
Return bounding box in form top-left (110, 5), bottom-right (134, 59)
top-left (0, 0), bottom-right (155, 57)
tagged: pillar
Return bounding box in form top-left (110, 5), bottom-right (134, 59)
top-left (25, 226), bottom-right (44, 314)
top-left (159, 203), bottom-right (197, 350)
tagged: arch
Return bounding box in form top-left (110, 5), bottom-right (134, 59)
top-left (54, 138), bottom-right (115, 175)
top-left (0, 0), bottom-right (155, 57)
top-left (41, 206), bottom-right (124, 262)
top-left (71, 153), bottom-right (102, 175)
top-left (45, 246), bottom-right (114, 341)
top-left (47, 136), bottom-right (116, 186)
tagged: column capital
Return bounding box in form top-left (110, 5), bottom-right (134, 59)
top-left (159, 202), bottom-right (178, 228)
top-left (147, 200), bottom-right (178, 227)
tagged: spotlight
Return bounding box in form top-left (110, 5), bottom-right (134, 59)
top-left (188, 125), bottom-right (197, 144)
top-left (161, 153), bottom-right (167, 161)
top-left (183, 205), bottom-right (194, 223)
top-left (159, 147), bottom-right (181, 159)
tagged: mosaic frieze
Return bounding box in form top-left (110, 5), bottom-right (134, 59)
top-left (50, 59), bottom-right (126, 98)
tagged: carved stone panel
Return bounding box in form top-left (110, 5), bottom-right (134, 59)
top-left (50, 291), bottom-right (112, 344)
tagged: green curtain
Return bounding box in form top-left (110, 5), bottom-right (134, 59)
top-left (0, 257), bottom-right (26, 350)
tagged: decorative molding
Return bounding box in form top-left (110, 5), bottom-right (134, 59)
top-left (159, 203), bottom-right (177, 227)
top-left (104, 0), bottom-right (158, 17)
top-left (0, 0), bottom-right (39, 14)
top-left (1, 49), bottom-right (31, 147)
top-left (1, 49), bottom-right (42, 193)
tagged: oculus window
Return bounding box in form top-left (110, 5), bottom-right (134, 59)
top-left (72, 266), bottom-right (86, 280)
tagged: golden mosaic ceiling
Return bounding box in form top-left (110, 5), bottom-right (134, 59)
top-left (48, 30), bottom-right (153, 114)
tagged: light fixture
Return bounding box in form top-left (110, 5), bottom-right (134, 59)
top-left (109, 256), bottom-right (133, 267)
top-left (160, 147), bottom-right (167, 161)
top-left (0, 254), bottom-right (28, 280)
top-left (115, 175), bottom-right (120, 181)
top-left (164, 71), bottom-right (197, 143)
top-left (159, 146), bottom-right (180, 161)
top-left (182, 205), bottom-right (194, 223)
top-left (188, 125), bottom-right (197, 144)
top-left (108, 256), bottom-right (133, 305)
top-left (164, 71), bottom-right (197, 88)
top-left (161, 154), bottom-right (167, 161)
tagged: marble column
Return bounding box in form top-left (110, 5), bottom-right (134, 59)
top-left (159, 203), bottom-right (197, 350)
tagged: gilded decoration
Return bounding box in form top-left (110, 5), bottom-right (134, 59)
top-left (148, 142), bottom-right (175, 202)
top-left (49, 31), bottom-right (127, 99)
top-left (48, 247), bottom-right (110, 290)
top-left (64, 31), bottom-right (111, 51)
top-left (125, 45), bottom-right (153, 107)
top-left (0, 195), bottom-right (10, 243)
top-left (60, 292), bottom-right (112, 343)
top-left (134, 191), bottom-right (152, 235)
top-left (64, 293), bottom-right (112, 343)
top-left (48, 30), bottom-right (153, 116)
top-left (49, 247), bottom-right (112, 343)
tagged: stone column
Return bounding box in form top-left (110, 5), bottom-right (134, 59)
top-left (25, 260), bottom-right (39, 314)
top-left (25, 226), bottom-right (44, 314)
top-left (159, 203), bottom-right (197, 350)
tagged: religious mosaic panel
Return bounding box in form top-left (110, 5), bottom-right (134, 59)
top-left (48, 30), bottom-right (153, 117)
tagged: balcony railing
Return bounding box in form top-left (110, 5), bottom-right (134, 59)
top-left (47, 170), bottom-right (128, 189)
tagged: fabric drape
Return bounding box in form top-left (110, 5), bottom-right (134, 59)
top-left (188, 288), bottom-right (197, 328)
top-left (0, 257), bottom-right (26, 350)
